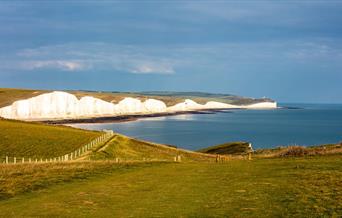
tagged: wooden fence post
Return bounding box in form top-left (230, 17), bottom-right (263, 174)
top-left (5, 156), bottom-right (8, 164)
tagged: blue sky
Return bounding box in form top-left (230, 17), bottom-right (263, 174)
top-left (0, 1), bottom-right (341, 103)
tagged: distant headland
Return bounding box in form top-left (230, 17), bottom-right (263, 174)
top-left (0, 88), bottom-right (277, 121)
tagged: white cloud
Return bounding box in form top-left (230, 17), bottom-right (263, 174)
top-left (130, 63), bottom-right (174, 74)
top-left (2, 40), bottom-right (342, 74)
top-left (20, 60), bottom-right (86, 71)
top-left (10, 43), bottom-right (177, 74)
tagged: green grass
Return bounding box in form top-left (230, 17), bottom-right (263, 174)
top-left (0, 104), bottom-right (340, 217)
top-left (254, 143), bottom-right (342, 158)
top-left (0, 88), bottom-right (48, 108)
top-left (0, 119), bottom-right (101, 158)
top-left (0, 161), bottom-right (159, 200)
top-left (90, 133), bottom-right (217, 162)
top-left (0, 155), bottom-right (340, 217)
top-left (197, 141), bottom-right (252, 155)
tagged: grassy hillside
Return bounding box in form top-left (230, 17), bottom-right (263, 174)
top-left (198, 141), bottom-right (252, 155)
top-left (0, 118), bottom-right (217, 161)
top-left (0, 119), bottom-right (101, 158)
top-left (254, 143), bottom-right (342, 158)
top-left (89, 133), bottom-right (216, 162)
top-left (0, 155), bottom-right (340, 217)
top-left (0, 88), bottom-right (48, 108)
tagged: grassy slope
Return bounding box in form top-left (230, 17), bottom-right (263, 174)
top-left (0, 88), bottom-right (48, 108)
top-left (197, 141), bottom-right (252, 155)
top-left (0, 155), bottom-right (340, 217)
top-left (90, 133), bottom-right (216, 162)
top-left (254, 143), bottom-right (342, 158)
top-left (0, 119), bottom-right (101, 158)
top-left (0, 161), bottom-right (158, 200)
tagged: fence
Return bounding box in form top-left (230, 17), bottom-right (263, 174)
top-left (0, 130), bottom-right (114, 164)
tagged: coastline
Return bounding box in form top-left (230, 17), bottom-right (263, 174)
top-left (0, 91), bottom-right (277, 121)
top-left (43, 106), bottom-right (284, 125)
top-left (42, 109), bottom-right (227, 125)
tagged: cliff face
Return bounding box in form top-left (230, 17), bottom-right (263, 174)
top-left (0, 91), bottom-right (277, 120)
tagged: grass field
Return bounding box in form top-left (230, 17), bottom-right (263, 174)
top-left (0, 155), bottom-right (340, 217)
top-left (0, 113), bottom-right (340, 217)
top-left (0, 119), bottom-right (101, 158)
top-left (90, 133), bottom-right (218, 162)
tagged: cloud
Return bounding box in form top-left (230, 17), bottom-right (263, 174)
top-left (1, 40), bottom-right (342, 75)
top-left (20, 60), bottom-right (86, 71)
top-left (10, 43), bottom-right (176, 74)
top-left (130, 62), bottom-right (174, 74)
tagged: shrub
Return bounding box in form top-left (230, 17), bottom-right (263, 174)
top-left (277, 146), bottom-right (308, 157)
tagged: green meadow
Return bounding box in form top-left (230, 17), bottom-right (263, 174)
top-left (0, 156), bottom-right (340, 217)
top-left (0, 119), bottom-right (100, 158)
top-left (0, 118), bottom-right (341, 217)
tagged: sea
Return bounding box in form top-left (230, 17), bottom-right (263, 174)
top-left (70, 103), bottom-right (342, 150)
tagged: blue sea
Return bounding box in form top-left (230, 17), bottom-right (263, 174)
top-left (70, 103), bottom-right (342, 150)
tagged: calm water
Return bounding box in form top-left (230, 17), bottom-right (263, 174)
top-left (71, 103), bottom-right (342, 150)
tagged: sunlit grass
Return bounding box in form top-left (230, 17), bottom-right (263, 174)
top-left (0, 119), bottom-right (101, 158)
top-left (0, 155), bottom-right (340, 217)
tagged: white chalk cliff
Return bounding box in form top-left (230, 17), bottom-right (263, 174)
top-left (0, 91), bottom-right (277, 120)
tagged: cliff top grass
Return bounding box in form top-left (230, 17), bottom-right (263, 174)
top-left (0, 88), bottom-right (48, 108)
top-left (197, 141), bottom-right (252, 155)
top-left (254, 143), bottom-right (342, 158)
top-left (0, 119), bottom-right (101, 158)
top-left (89, 133), bottom-right (217, 162)
top-left (0, 155), bottom-right (340, 217)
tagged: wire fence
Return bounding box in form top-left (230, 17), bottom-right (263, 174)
top-left (0, 130), bottom-right (114, 164)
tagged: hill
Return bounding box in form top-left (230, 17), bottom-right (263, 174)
top-left (0, 118), bottom-right (219, 162)
top-left (253, 143), bottom-right (342, 158)
top-left (0, 88), bottom-right (48, 108)
top-left (198, 141), bottom-right (253, 155)
top-left (88, 133), bottom-right (216, 162)
top-left (0, 119), bottom-right (101, 158)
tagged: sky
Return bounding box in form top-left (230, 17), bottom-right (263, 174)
top-left (0, 1), bottom-right (341, 103)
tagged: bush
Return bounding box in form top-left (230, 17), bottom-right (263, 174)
top-left (277, 146), bottom-right (308, 157)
